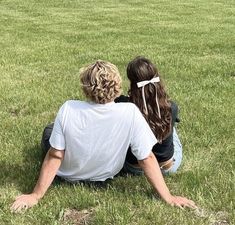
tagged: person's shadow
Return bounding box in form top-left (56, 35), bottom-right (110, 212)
top-left (0, 142), bottom-right (113, 195)
top-left (0, 145), bottom-right (44, 193)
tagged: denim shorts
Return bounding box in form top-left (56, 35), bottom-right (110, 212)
top-left (123, 128), bottom-right (183, 176)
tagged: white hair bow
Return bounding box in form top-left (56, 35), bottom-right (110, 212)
top-left (137, 77), bottom-right (161, 118)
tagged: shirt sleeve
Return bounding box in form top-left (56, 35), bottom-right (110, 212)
top-left (130, 106), bottom-right (158, 160)
top-left (49, 102), bottom-right (67, 151)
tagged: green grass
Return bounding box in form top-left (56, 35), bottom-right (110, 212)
top-left (0, 0), bottom-right (234, 224)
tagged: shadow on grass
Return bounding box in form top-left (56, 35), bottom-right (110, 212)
top-left (2, 144), bottom-right (202, 199)
top-left (0, 143), bottom-right (115, 193)
top-left (0, 145), bottom-right (43, 193)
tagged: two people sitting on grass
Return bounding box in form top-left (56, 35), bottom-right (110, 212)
top-left (11, 59), bottom-right (196, 212)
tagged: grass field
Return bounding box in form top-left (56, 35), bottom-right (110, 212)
top-left (0, 0), bottom-right (234, 224)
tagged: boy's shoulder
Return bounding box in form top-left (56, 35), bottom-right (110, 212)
top-left (60, 100), bottom-right (90, 112)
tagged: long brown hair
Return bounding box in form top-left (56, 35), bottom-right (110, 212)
top-left (127, 56), bottom-right (172, 142)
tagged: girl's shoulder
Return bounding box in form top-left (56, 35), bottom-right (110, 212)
top-left (169, 100), bottom-right (180, 123)
top-left (114, 95), bottom-right (130, 103)
top-left (169, 100), bottom-right (178, 111)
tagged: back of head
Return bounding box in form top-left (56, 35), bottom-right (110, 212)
top-left (80, 60), bottom-right (122, 104)
top-left (127, 56), bottom-right (157, 83)
top-left (127, 56), bottom-right (172, 142)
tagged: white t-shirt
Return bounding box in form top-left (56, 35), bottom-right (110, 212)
top-left (50, 100), bottom-right (157, 181)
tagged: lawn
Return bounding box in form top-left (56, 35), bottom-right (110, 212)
top-left (0, 0), bottom-right (234, 224)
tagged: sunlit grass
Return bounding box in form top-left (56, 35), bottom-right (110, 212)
top-left (0, 0), bottom-right (234, 224)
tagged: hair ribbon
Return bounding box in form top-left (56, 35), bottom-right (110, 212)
top-left (137, 77), bottom-right (161, 118)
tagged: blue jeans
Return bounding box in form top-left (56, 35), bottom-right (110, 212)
top-left (124, 128), bottom-right (183, 176)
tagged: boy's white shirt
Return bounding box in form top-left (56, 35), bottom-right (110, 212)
top-left (50, 100), bottom-right (157, 181)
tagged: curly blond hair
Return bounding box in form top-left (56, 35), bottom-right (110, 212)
top-left (80, 60), bottom-right (122, 104)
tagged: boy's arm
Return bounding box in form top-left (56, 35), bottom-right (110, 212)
top-left (11, 148), bottom-right (64, 212)
top-left (138, 152), bottom-right (196, 208)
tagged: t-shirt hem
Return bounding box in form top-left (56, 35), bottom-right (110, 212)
top-left (57, 176), bottom-right (114, 182)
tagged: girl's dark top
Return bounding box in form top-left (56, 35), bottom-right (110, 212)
top-left (115, 95), bottom-right (180, 163)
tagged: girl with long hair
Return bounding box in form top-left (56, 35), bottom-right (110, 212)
top-left (116, 56), bottom-right (182, 175)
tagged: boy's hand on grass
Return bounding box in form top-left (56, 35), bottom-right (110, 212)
top-left (166, 195), bottom-right (197, 209)
top-left (10, 193), bottom-right (39, 213)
